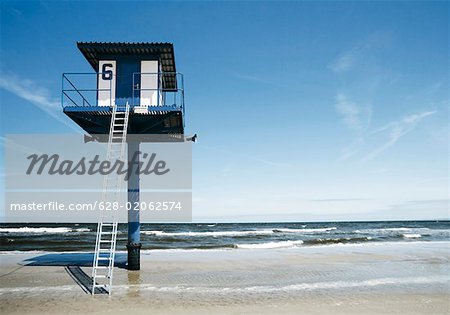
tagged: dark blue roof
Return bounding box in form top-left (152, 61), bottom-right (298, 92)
top-left (77, 42), bottom-right (177, 89)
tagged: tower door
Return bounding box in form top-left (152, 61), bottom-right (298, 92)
top-left (116, 60), bottom-right (140, 106)
top-left (97, 60), bottom-right (116, 106)
top-left (140, 60), bottom-right (159, 106)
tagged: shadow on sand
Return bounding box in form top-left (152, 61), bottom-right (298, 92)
top-left (20, 252), bottom-right (127, 268)
top-left (20, 252), bottom-right (127, 294)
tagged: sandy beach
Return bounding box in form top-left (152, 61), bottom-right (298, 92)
top-left (1, 241), bottom-right (449, 314)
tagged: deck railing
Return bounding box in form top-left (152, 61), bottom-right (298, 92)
top-left (61, 72), bottom-right (185, 116)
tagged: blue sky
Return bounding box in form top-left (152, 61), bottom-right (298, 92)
top-left (0, 1), bottom-right (448, 221)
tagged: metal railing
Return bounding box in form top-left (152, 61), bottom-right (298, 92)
top-left (62, 73), bottom-right (114, 108)
top-left (61, 72), bottom-right (185, 116)
top-left (132, 72), bottom-right (184, 110)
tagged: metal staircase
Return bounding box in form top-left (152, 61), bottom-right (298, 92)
top-left (92, 103), bottom-right (130, 295)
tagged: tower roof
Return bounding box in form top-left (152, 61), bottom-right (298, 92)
top-left (77, 42), bottom-right (177, 89)
top-left (77, 42), bottom-right (176, 71)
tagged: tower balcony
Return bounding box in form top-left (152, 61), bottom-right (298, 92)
top-left (62, 72), bottom-right (185, 135)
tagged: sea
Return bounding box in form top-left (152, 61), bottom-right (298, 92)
top-left (0, 220), bottom-right (449, 252)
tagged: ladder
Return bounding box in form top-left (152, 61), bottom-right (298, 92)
top-left (92, 102), bottom-right (130, 295)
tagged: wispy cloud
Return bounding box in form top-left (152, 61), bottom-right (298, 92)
top-left (334, 93), bottom-right (372, 160)
top-left (363, 110), bottom-right (436, 160)
top-left (338, 137), bottom-right (363, 161)
top-left (0, 73), bottom-right (59, 110)
top-left (329, 49), bottom-right (360, 73)
top-left (335, 92), bottom-right (436, 161)
top-left (0, 72), bottom-right (81, 133)
top-left (329, 37), bottom-right (373, 73)
top-left (335, 93), bottom-right (372, 132)
top-left (330, 32), bottom-right (437, 162)
top-left (0, 136), bottom-right (40, 155)
top-left (328, 32), bottom-right (391, 73)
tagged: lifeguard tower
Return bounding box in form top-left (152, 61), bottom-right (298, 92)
top-left (61, 42), bottom-right (186, 294)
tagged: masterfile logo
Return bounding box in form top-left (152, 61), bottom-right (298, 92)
top-left (6, 134), bottom-right (191, 190)
top-left (4, 134), bottom-right (192, 223)
top-left (26, 151), bottom-right (170, 180)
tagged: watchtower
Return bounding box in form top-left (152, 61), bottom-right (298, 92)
top-left (62, 42), bottom-right (186, 293)
top-left (64, 42), bottom-right (184, 135)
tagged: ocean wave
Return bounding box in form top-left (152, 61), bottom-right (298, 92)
top-left (1, 240), bottom-right (449, 254)
top-left (243, 276), bottom-right (450, 292)
top-left (141, 230), bottom-right (275, 237)
top-left (1, 275), bottom-right (448, 295)
top-left (122, 275), bottom-right (450, 294)
top-left (73, 228), bottom-right (91, 232)
top-left (0, 227), bottom-right (90, 234)
top-left (236, 236), bottom-right (373, 249)
top-left (382, 228), bottom-right (413, 231)
top-left (273, 227), bottom-right (337, 233)
top-left (402, 233), bottom-right (422, 239)
top-left (303, 237), bottom-right (373, 246)
top-left (141, 227), bottom-right (337, 237)
top-left (355, 227), bottom-right (430, 233)
top-left (235, 240), bottom-right (304, 249)
top-left (1, 275), bottom-right (447, 295)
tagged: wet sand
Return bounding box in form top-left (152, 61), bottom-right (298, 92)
top-left (1, 242), bottom-right (449, 314)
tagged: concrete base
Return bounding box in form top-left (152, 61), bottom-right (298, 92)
top-left (126, 243), bottom-right (142, 270)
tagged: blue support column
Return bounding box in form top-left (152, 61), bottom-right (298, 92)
top-left (126, 140), bottom-right (141, 270)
